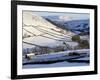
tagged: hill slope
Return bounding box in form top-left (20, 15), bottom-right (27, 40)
top-left (22, 11), bottom-right (76, 50)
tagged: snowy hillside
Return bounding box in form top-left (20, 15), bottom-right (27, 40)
top-left (64, 19), bottom-right (89, 35)
top-left (23, 12), bottom-right (75, 36)
top-left (22, 12), bottom-right (90, 56)
top-left (22, 12), bottom-right (90, 69)
top-left (23, 11), bottom-right (76, 50)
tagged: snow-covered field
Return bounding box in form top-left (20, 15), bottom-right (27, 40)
top-left (22, 11), bottom-right (90, 69)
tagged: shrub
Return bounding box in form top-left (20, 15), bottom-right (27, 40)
top-left (68, 52), bottom-right (80, 56)
top-left (79, 40), bottom-right (89, 49)
top-left (72, 35), bottom-right (80, 42)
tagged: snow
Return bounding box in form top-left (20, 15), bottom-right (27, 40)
top-left (22, 11), bottom-right (90, 69)
top-left (23, 49), bottom-right (90, 68)
top-left (23, 42), bottom-right (35, 49)
top-left (23, 36), bottom-right (63, 48)
top-left (23, 11), bottom-right (66, 32)
top-left (23, 49), bottom-right (89, 60)
top-left (73, 57), bottom-right (89, 60)
top-left (22, 11), bottom-right (75, 49)
top-left (65, 42), bottom-right (78, 47)
top-left (80, 35), bottom-right (90, 41)
top-left (45, 16), bottom-right (90, 35)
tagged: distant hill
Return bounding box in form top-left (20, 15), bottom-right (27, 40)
top-left (44, 16), bottom-right (89, 35)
